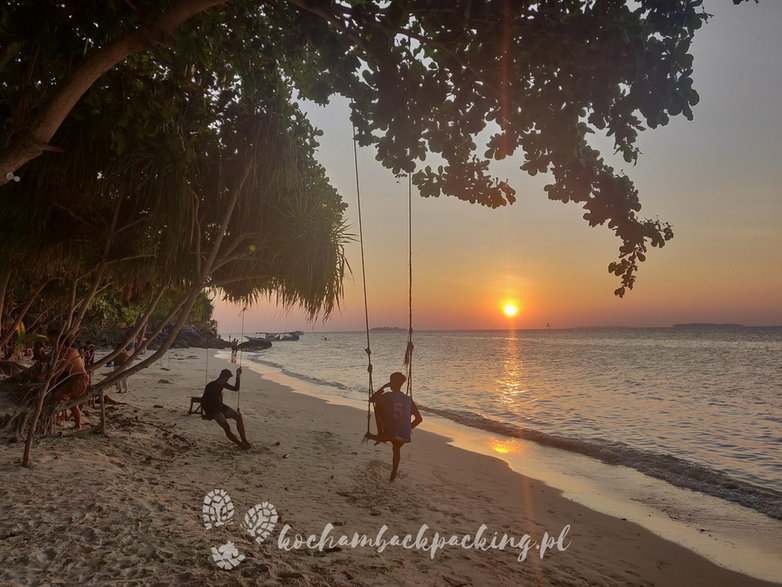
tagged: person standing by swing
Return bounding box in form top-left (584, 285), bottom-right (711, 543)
top-left (202, 367), bottom-right (252, 450)
top-left (369, 372), bottom-right (423, 481)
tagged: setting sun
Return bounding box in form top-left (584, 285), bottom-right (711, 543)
top-left (503, 303), bottom-right (519, 317)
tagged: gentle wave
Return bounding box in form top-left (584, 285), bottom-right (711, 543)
top-left (247, 354), bottom-right (782, 521)
top-left (416, 406), bottom-right (782, 521)
top-left (250, 357), bottom-right (352, 392)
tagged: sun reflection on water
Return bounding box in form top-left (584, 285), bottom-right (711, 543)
top-left (488, 438), bottom-right (524, 455)
top-left (496, 335), bottom-right (526, 410)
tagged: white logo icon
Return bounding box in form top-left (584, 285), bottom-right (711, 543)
top-left (242, 502), bottom-right (279, 544)
top-left (203, 490), bottom-right (278, 569)
top-left (210, 541), bottom-right (246, 570)
top-left (202, 489), bottom-right (235, 529)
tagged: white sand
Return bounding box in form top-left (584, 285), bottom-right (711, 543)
top-left (0, 350), bottom-right (778, 586)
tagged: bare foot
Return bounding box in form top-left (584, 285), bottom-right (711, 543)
top-left (364, 432), bottom-right (384, 445)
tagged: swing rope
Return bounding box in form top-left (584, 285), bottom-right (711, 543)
top-left (237, 306), bottom-right (246, 412)
top-left (352, 123), bottom-right (374, 436)
top-left (404, 173), bottom-right (414, 400)
top-left (353, 122), bottom-right (415, 437)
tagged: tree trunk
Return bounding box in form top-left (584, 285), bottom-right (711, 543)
top-left (78, 282), bottom-right (203, 398)
top-left (64, 278), bottom-right (79, 333)
top-left (90, 284), bottom-right (169, 372)
top-left (0, 267), bottom-right (10, 327)
top-left (22, 287), bottom-right (83, 466)
top-left (21, 363), bottom-right (58, 467)
top-left (0, 0), bottom-right (230, 186)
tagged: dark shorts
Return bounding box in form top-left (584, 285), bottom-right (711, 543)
top-left (209, 405), bottom-right (238, 424)
top-left (53, 373), bottom-right (89, 401)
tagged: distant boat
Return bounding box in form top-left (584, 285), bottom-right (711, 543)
top-left (245, 332), bottom-right (300, 342)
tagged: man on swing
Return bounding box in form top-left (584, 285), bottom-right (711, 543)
top-left (201, 368), bottom-right (252, 450)
top-left (368, 372), bottom-right (423, 481)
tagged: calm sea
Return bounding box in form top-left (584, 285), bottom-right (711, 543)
top-left (233, 326), bottom-right (782, 520)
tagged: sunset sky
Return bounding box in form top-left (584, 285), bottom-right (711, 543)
top-left (214, 0), bottom-right (782, 334)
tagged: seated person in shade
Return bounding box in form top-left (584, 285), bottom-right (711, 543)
top-left (201, 368), bottom-right (251, 450)
top-left (46, 327), bottom-right (89, 429)
top-left (368, 372), bottom-right (423, 481)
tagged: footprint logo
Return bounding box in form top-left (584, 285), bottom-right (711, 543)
top-left (210, 542), bottom-right (246, 570)
top-left (202, 490), bottom-right (278, 569)
top-left (242, 502), bottom-right (278, 544)
top-left (202, 489), bottom-right (235, 529)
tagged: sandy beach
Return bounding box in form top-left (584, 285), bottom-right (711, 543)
top-left (0, 349), bottom-right (778, 586)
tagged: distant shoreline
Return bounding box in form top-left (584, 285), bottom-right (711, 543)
top-left (295, 324), bottom-right (778, 334)
top-left (672, 323), bottom-right (745, 328)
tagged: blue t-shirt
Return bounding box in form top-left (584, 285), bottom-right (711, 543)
top-left (377, 390), bottom-right (413, 442)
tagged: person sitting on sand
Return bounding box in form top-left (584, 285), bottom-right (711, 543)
top-left (201, 368), bottom-right (251, 450)
top-left (368, 372), bottom-right (423, 481)
top-left (47, 327), bottom-right (89, 429)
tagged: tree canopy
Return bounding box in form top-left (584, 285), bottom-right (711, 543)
top-left (0, 0), bottom-right (755, 301)
top-left (1, 1), bottom-right (350, 331)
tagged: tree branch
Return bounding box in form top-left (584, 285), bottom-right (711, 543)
top-left (0, 0), bottom-right (230, 185)
top-left (72, 196), bottom-right (124, 330)
top-left (90, 283), bottom-right (168, 372)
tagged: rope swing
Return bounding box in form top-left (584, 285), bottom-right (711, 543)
top-left (352, 123), bottom-right (415, 437)
top-left (205, 339), bottom-right (209, 386)
top-left (352, 123), bottom-right (375, 437)
top-left (237, 306), bottom-right (246, 412)
top-left (404, 173), bottom-right (414, 401)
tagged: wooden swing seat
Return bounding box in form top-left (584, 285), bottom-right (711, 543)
top-left (188, 396), bottom-right (203, 415)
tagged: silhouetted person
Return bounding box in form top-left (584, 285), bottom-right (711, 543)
top-left (201, 368), bottom-right (251, 449)
top-left (368, 372), bottom-right (422, 481)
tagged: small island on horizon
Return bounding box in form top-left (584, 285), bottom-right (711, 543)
top-left (672, 323), bottom-right (745, 329)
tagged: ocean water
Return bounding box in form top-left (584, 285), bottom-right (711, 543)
top-left (230, 326), bottom-right (782, 520)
